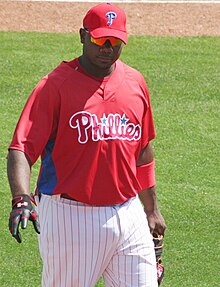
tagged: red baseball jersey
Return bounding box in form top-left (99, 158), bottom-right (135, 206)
top-left (9, 58), bottom-right (156, 205)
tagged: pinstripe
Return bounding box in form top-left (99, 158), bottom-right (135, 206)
top-left (76, 201), bottom-right (80, 285)
top-left (54, 200), bottom-right (58, 287)
top-left (55, 198), bottom-right (61, 287)
top-left (77, 202), bottom-right (81, 284)
top-left (83, 207), bottom-right (86, 286)
top-left (81, 205), bottom-right (86, 287)
top-left (52, 198), bottom-right (55, 287)
top-left (62, 199), bottom-right (68, 287)
top-left (69, 202), bottom-right (74, 285)
top-left (90, 206), bottom-right (102, 284)
top-left (59, 198), bottom-right (63, 287)
top-left (38, 196), bottom-right (45, 284)
top-left (90, 206), bottom-right (94, 284)
top-left (101, 207), bottom-right (108, 267)
top-left (64, 201), bottom-right (72, 285)
top-left (59, 197), bottom-right (66, 286)
top-left (45, 198), bottom-right (50, 286)
top-left (53, 200), bottom-right (57, 287)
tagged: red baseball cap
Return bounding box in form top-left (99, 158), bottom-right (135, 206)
top-left (83, 3), bottom-right (128, 44)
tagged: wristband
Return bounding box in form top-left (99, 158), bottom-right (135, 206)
top-left (136, 159), bottom-right (156, 189)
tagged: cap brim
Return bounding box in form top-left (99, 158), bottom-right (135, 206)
top-left (90, 28), bottom-right (128, 44)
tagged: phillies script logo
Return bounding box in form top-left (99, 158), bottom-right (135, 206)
top-left (69, 111), bottom-right (141, 144)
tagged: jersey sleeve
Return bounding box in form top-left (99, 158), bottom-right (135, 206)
top-left (9, 76), bottom-right (60, 164)
top-left (139, 75), bottom-right (156, 148)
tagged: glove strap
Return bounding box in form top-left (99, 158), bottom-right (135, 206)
top-left (12, 194), bottom-right (32, 210)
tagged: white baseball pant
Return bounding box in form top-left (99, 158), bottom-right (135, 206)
top-left (36, 194), bottom-right (158, 287)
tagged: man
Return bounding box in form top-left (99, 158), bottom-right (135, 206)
top-left (7, 3), bottom-right (166, 287)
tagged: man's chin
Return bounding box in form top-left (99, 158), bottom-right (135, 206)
top-left (96, 60), bottom-right (114, 70)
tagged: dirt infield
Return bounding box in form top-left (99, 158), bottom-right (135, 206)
top-left (0, 1), bottom-right (219, 36)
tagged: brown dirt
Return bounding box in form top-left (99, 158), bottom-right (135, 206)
top-left (0, 1), bottom-right (219, 36)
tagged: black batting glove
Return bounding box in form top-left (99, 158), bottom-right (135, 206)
top-left (8, 194), bottom-right (40, 243)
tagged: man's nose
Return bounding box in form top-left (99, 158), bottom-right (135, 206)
top-left (100, 40), bottom-right (113, 51)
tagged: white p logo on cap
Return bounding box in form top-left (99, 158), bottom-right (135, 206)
top-left (106, 12), bottom-right (117, 26)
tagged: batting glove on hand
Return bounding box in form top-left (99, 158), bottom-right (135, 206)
top-left (8, 194), bottom-right (40, 243)
top-left (153, 233), bottom-right (165, 286)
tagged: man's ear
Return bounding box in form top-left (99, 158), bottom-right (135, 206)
top-left (79, 28), bottom-right (86, 44)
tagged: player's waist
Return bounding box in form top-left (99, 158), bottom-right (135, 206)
top-left (36, 184), bottom-right (139, 206)
top-left (60, 193), bottom-right (134, 207)
top-left (60, 193), bottom-right (79, 202)
top-left (37, 191), bottom-right (136, 207)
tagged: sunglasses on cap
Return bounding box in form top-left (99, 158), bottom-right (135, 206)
top-left (84, 29), bottom-right (123, 47)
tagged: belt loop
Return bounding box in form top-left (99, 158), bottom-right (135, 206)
top-left (52, 194), bottom-right (61, 200)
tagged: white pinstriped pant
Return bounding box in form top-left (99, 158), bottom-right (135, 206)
top-left (37, 194), bottom-right (158, 287)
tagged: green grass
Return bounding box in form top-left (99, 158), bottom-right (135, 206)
top-left (0, 31), bottom-right (219, 287)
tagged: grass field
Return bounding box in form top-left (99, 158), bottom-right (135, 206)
top-left (0, 32), bottom-right (219, 287)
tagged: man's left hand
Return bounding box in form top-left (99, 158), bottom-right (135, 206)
top-left (146, 209), bottom-right (166, 235)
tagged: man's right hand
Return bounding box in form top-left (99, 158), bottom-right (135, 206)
top-left (8, 194), bottom-right (40, 243)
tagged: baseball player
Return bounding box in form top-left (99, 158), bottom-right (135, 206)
top-left (7, 3), bottom-right (166, 287)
